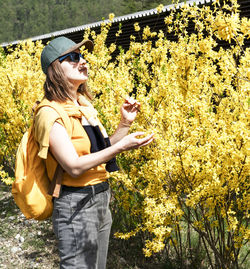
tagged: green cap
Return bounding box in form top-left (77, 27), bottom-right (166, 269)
top-left (41, 36), bottom-right (94, 74)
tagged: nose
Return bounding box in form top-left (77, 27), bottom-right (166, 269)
top-left (80, 57), bottom-right (87, 65)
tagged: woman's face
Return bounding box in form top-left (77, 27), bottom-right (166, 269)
top-left (60, 50), bottom-right (88, 89)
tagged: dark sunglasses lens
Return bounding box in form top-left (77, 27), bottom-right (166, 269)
top-left (70, 52), bottom-right (81, 62)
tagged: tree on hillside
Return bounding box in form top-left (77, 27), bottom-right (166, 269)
top-left (0, 0), bottom-right (174, 43)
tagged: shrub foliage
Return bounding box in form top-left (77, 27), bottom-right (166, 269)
top-left (0, 1), bottom-right (249, 268)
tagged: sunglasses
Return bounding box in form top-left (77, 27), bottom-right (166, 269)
top-left (59, 52), bottom-right (83, 63)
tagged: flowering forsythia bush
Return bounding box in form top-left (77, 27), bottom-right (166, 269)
top-left (0, 0), bottom-right (249, 267)
top-left (84, 1), bottom-right (249, 267)
top-left (0, 41), bottom-right (44, 184)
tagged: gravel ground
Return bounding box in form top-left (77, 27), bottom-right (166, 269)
top-left (0, 183), bottom-right (60, 268)
top-left (0, 183), bottom-right (162, 269)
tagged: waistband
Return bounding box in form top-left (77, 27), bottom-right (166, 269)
top-left (62, 181), bottom-right (109, 224)
top-left (61, 181), bottom-right (109, 194)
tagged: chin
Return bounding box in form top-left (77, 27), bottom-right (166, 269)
top-left (81, 76), bottom-right (88, 82)
top-left (77, 74), bottom-right (88, 81)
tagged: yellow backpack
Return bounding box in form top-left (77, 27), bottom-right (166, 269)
top-left (12, 100), bottom-right (72, 220)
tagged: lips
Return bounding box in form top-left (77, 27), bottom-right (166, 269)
top-left (79, 66), bottom-right (88, 73)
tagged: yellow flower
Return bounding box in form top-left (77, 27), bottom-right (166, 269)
top-left (156, 4), bottom-right (164, 14)
top-left (142, 26), bottom-right (151, 40)
top-left (108, 13), bottom-right (115, 21)
top-left (241, 17), bottom-right (250, 38)
top-left (134, 22), bottom-right (140, 32)
top-left (213, 13), bottom-right (240, 42)
top-left (115, 30), bottom-right (122, 37)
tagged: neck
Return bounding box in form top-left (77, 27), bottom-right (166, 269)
top-left (68, 84), bottom-right (79, 102)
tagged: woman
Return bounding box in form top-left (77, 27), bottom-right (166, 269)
top-left (36, 36), bottom-right (154, 269)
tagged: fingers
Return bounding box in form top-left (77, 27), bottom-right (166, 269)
top-left (124, 97), bottom-right (141, 111)
top-left (138, 133), bottom-right (155, 146)
top-left (119, 132), bottom-right (154, 152)
top-left (132, 132), bottom-right (155, 148)
top-left (132, 131), bottom-right (145, 137)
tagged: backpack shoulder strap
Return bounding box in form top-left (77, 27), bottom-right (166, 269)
top-left (35, 99), bottom-right (72, 138)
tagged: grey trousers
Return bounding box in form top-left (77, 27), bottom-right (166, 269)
top-left (52, 186), bottom-right (112, 269)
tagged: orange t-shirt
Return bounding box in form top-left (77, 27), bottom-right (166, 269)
top-left (34, 105), bottom-right (109, 187)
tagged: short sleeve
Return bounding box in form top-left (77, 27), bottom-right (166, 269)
top-left (34, 106), bottom-right (61, 159)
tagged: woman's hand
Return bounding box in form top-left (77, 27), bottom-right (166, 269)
top-left (116, 132), bottom-right (154, 152)
top-left (120, 97), bottom-right (141, 126)
top-left (110, 98), bottom-right (145, 146)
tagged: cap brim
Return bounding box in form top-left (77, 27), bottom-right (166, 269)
top-left (60, 40), bottom-right (94, 56)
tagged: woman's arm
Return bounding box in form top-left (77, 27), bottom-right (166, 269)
top-left (109, 122), bottom-right (131, 145)
top-left (49, 122), bottom-right (154, 178)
